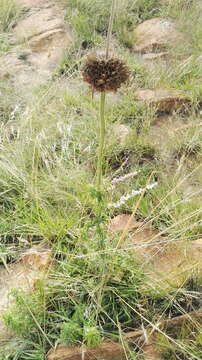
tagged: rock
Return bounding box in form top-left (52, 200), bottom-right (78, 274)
top-left (133, 18), bottom-right (181, 53)
top-left (135, 89), bottom-right (191, 113)
top-left (142, 52), bottom-right (169, 61)
top-left (136, 52), bottom-right (169, 72)
top-left (132, 228), bottom-right (159, 244)
top-left (113, 124), bottom-right (131, 143)
top-left (16, 0), bottom-right (45, 8)
top-left (47, 342), bottom-right (125, 360)
top-left (14, 8), bottom-right (64, 44)
top-left (0, 50), bottom-right (28, 79)
top-left (0, 245), bottom-right (52, 345)
top-left (191, 238), bottom-right (202, 249)
top-left (109, 214), bottom-right (144, 232)
top-left (138, 52), bottom-right (192, 72)
top-left (131, 228), bottom-right (202, 289)
top-left (47, 310), bottom-right (202, 360)
top-left (191, 238), bottom-right (202, 260)
top-left (0, 0), bottom-right (72, 95)
top-left (141, 343), bottom-right (162, 360)
top-left (13, 5), bottom-right (71, 71)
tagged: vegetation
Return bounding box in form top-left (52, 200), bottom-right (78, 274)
top-left (0, 0), bottom-right (23, 55)
top-left (0, 0), bottom-right (201, 359)
top-left (0, 0), bottom-right (21, 32)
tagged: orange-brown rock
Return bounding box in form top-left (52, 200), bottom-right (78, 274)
top-left (135, 89), bottom-right (191, 112)
top-left (47, 310), bottom-right (202, 360)
top-left (132, 227), bottom-right (202, 289)
top-left (109, 214), bottom-right (144, 232)
top-left (47, 342), bottom-right (125, 360)
top-left (141, 343), bottom-right (162, 360)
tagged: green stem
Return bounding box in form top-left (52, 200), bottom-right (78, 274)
top-left (96, 91), bottom-right (106, 192)
top-left (106, 0), bottom-right (116, 59)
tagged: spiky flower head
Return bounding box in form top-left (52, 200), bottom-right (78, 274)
top-left (81, 54), bottom-right (130, 93)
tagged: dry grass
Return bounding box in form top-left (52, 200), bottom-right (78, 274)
top-left (0, 0), bottom-right (201, 359)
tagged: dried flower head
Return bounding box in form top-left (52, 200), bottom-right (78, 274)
top-left (81, 55), bottom-right (130, 92)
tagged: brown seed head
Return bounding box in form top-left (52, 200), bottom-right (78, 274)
top-left (81, 55), bottom-right (130, 92)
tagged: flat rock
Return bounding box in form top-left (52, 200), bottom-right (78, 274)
top-left (17, 0), bottom-right (45, 7)
top-left (0, 245), bottom-right (52, 345)
top-left (113, 124), bottom-right (131, 143)
top-left (109, 214), bottom-right (144, 232)
top-left (133, 17), bottom-right (181, 53)
top-left (140, 343), bottom-right (162, 360)
top-left (14, 8), bottom-right (64, 44)
top-left (132, 229), bottom-right (202, 289)
top-left (142, 52), bottom-right (169, 61)
top-left (0, 50), bottom-right (29, 79)
top-left (138, 52), bottom-right (192, 72)
top-left (0, 1), bottom-right (72, 95)
top-left (135, 89), bottom-right (191, 113)
top-left (47, 342), bottom-right (125, 360)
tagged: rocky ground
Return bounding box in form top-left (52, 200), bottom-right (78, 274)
top-left (0, 0), bottom-right (201, 359)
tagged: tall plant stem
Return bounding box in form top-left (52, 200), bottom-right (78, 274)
top-left (106, 0), bottom-right (116, 59)
top-left (96, 0), bottom-right (116, 192)
top-left (95, 0), bottom-right (117, 312)
top-left (97, 91), bottom-right (106, 192)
